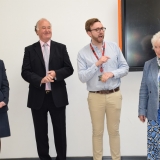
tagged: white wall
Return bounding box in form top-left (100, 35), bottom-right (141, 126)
top-left (0, 0), bottom-right (147, 158)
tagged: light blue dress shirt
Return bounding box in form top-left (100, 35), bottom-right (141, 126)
top-left (77, 41), bottom-right (129, 91)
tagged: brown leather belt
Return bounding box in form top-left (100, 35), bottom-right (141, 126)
top-left (89, 87), bottom-right (119, 94)
top-left (45, 90), bottom-right (51, 94)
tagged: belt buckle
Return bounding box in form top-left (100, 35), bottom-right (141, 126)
top-left (46, 90), bottom-right (51, 94)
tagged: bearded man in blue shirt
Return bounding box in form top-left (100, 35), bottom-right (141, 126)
top-left (77, 18), bottom-right (129, 160)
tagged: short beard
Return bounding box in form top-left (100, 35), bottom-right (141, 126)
top-left (92, 36), bottom-right (104, 44)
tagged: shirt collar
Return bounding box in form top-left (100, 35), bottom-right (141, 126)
top-left (91, 40), bottom-right (105, 49)
top-left (40, 40), bottom-right (51, 47)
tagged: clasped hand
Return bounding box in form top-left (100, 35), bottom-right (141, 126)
top-left (41, 70), bottom-right (56, 84)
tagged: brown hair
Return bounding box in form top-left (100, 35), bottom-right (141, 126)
top-left (85, 18), bottom-right (101, 32)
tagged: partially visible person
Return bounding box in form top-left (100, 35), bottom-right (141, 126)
top-left (77, 18), bottom-right (129, 160)
top-left (21, 18), bottom-right (73, 160)
top-left (138, 31), bottom-right (160, 159)
top-left (0, 59), bottom-right (10, 151)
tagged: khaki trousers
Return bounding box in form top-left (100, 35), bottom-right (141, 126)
top-left (87, 90), bottom-right (122, 160)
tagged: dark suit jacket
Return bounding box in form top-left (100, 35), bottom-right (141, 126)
top-left (0, 60), bottom-right (9, 113)
top-left (21, 40), bottom-right (74, 109)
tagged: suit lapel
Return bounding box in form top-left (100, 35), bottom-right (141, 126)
top-left (49, 41), bottom-right (56, 64)
top-left (34, 41), bottom-right (56, 69)
top-left (151, 57), bottom-right (158, 87)
top-left (34, 42), bottom-right (45, 67)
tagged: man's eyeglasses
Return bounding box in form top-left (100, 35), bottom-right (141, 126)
top-left (90, 27), bottom-right (106, 33)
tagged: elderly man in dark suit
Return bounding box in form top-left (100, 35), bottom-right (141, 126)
top-left (0, 59), bottom-right (10, 151)
top-left (21, 18), bottom-right (74, 160)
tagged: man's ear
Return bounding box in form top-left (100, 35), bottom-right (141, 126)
top-left (87, 31), bottom-right (91, 37)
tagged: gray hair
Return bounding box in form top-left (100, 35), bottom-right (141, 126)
top-left (35, 18), bottom-right (52, 32)
top-left (151, 31), bottom-right (160, 49)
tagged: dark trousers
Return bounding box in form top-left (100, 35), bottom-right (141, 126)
top-left (31, 92), bottom-right (66, 160)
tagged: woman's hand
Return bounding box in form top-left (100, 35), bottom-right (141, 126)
top-left (139, 115), bottom-right (146, 123)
